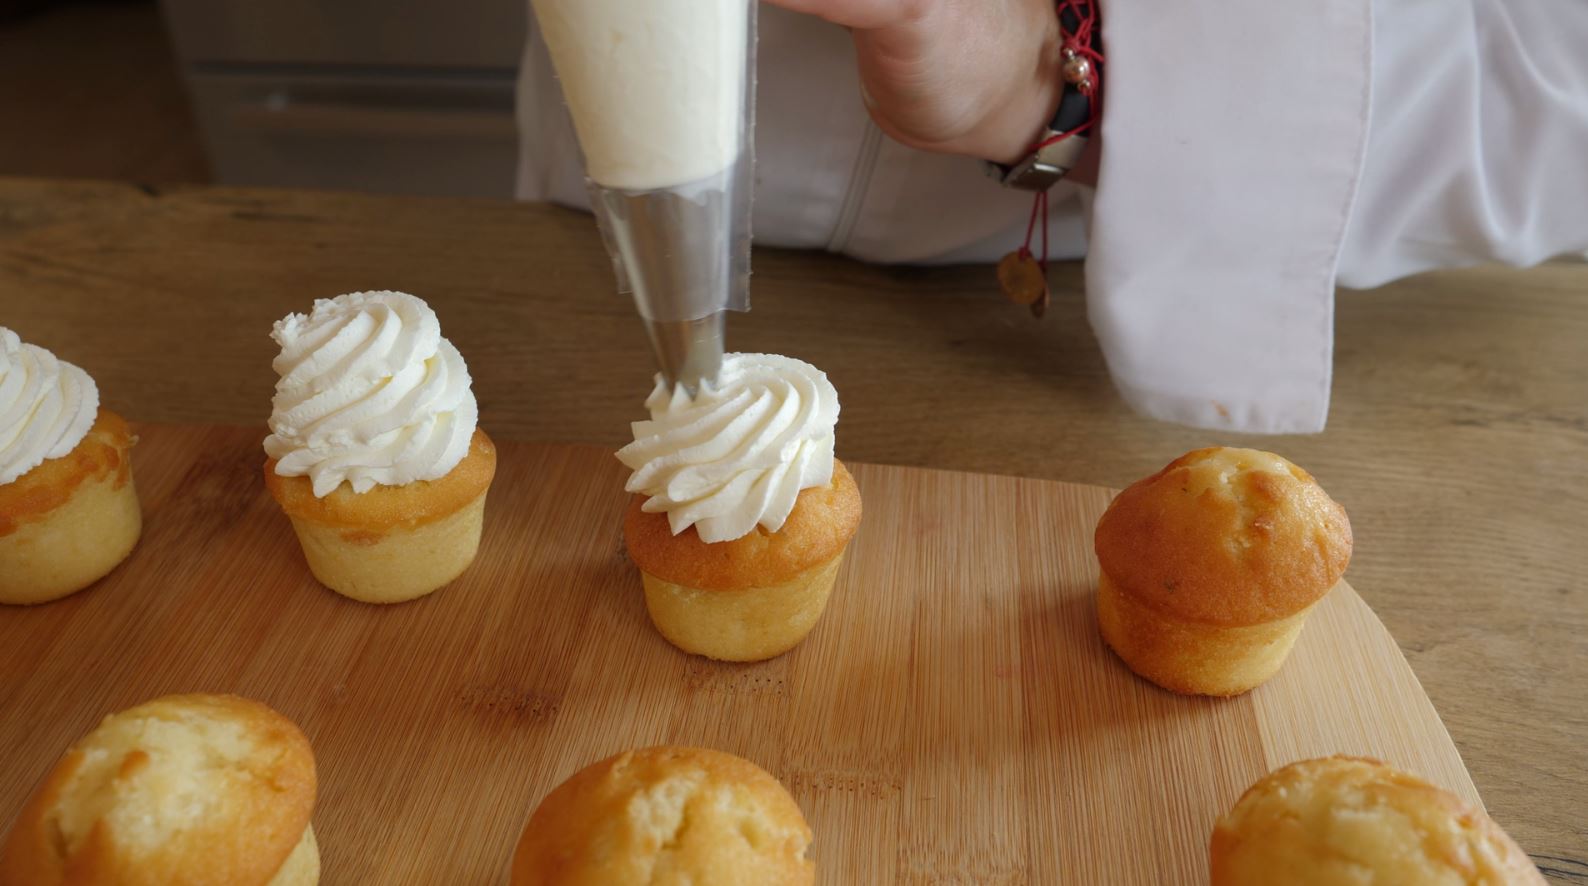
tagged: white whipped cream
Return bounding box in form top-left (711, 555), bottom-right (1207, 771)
top-left (618, 353), bottom-right (839, 544)
top-left (0, 328), bottom-right (100, 486)
top-left (264, 292), bottom-right (478, 498)
top-left (531, 0), bottom-right (749, 190)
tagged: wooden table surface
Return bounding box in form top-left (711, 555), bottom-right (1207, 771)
top-left (3, 176), bottom-right (1585, 881)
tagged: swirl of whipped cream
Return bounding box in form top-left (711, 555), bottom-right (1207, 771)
top-left (0, 327), bottom-right (100, 486)
top-left (264, 291), bottom-right (478, 497)
top-left (617, 353), bottom-right (840, 544)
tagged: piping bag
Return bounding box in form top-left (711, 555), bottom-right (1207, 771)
top-left (531, 0), bottom-right (757, 393)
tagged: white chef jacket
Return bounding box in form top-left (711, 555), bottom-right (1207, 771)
top-left (517, 1), bottom-right (1588, 433)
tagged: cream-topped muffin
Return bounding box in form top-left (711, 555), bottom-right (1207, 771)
top-left (0, 327), bottom-right (141, 605)
top-left (263, 292), bottom-right (495, 603)
top-left (512, 746), bottom-right (814, 885)
top-left (0, 693), bottom-right (319, 885)
top-left (617, 353), bottom-right (862, 662)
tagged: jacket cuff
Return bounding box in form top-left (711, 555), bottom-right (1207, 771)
top-left (1084, 0), bottom-right (1373, 433)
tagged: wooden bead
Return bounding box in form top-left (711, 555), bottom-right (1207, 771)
top-left (997, 251), bottom-right (1048, 307)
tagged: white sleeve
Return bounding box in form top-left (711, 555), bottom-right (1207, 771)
top-left (1085, 0), bottom-right (1587, 434)
top-left (1085, 1), bottom-right (1373, 434)
top-left (1339, 0), bottom-right (1588, 287)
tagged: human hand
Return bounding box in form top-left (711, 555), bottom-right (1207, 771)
top-left (762, 0), bottom-right (1064, 164)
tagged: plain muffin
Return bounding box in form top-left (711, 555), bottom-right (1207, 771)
top-left (512, 746), bottom-right (814, 885)
top-left (0, 693), bottom-right (319, 886)
top-left (1211, 756), bottom-right (1545, 885)
top-left (1094, 447), bottom-right (1353, 695)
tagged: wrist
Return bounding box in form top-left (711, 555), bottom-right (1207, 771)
top-left (985, 0), bottom-right (1105, 186)
top-left (854, 1), bottom-right (1065, 163)
top-left (973, 15), bottom-right (1067, 165)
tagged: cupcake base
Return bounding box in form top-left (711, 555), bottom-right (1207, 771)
top-left (0, 409), bottom-right (141, 605)
top-left (1096, 572), bottom-right (1318, 696)
top-left (642, 553), bottom-right (846, 662)
top-left (265, 428), bottom-right (496, 605)
top-left (286, 491), bottom-right (487, 605)
top-left (269, 824), bottom-right (320, 885)
top-left (624, 459), bottom-right (863, 663)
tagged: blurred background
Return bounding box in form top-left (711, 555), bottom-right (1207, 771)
top-left (0, 0), bottom-right (525, 196)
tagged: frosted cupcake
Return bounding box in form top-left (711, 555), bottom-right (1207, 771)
top-left (0, 328), bottom-right (141, 605)
top-left (263, 292), bottom-right (495, 604)
top-left (618, 353), bottom-right (862, 662)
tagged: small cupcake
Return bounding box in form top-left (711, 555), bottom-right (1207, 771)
top-left (512, 746), bottom-right (814, 885)
top-left (1211, 756), bottom-right (1545, 885)
top-left (1094, 447), bottom-right (1352, 696)
top-left (263, 291), bottom-right (495, 604)
top-left (617, 353), bottom-right (862, 662)
top-left (0, 328), bottom-right (141, 605)
top-left (0, 693), bottom-right (319, 886)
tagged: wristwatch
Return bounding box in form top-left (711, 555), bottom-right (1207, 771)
top-left (986, 6), bottom-right (1100, 191)
top-left (985, 93), bottom-right (1092, 191)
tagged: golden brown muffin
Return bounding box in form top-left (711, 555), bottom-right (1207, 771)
top-left (0, 408), bottom-right (141, 605)
top-left (0, 693), bottom-right (319, 886)
top-left (1211, 756), bottom-right (1545, 885)
top-left (265, 427), bottom-right (496, 604)
top-left (512, 746), bottom-right (814, 886)
top-left (1094, 447), bottom-right (1352, 695)
top-left (624, 459), bottom-right (862, 661)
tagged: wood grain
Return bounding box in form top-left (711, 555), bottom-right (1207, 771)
top-left (0, 426), bottom-right (1480, 885)
top-left (1, 178), bottom-right (1582, 880)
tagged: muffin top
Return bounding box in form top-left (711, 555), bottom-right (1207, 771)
top-left (513, 746), bottom-right (814, 886)
top-left (0, 693), bottom-right (316, 886)
top-left (265, 426), bottom-right (496, 532)
top-left (625, 458), bottom-right (861, 590)
top-left (1094, 447), bottom-right (1352, 626)
top-left (1211, 756), bottom-right (1544, 885)
top-left (0, 409), bottom-right (133, 538)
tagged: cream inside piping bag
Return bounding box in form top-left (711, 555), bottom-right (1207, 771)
top-left (531, 0), bottom-right (758, 392)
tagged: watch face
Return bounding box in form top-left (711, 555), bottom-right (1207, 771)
top-left (999, 156), bottom-right (1068, 191)
top-left (1035, 133), bottom-right (1087, 169)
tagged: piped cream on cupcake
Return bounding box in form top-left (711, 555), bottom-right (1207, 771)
top-left (618, 353), bottom-right (861, 662)
top-left (0, 327), bottom-right (141, 605)
top-left (263, 291), bottom-right (495, 604)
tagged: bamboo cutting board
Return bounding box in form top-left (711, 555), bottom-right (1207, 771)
top-left (0, 425), bottom-right (1477, 885)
